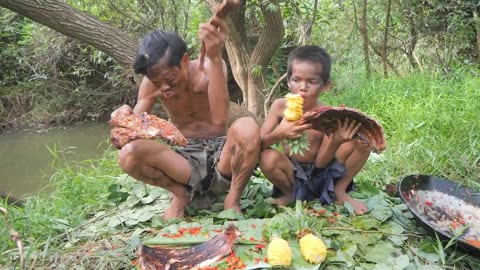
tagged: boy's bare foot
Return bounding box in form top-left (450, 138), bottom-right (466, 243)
top-left (163, 195), bottom-right (190, 219)
top-left (335, 193), bottom-right (368, 215)
top-left (275, 193), bottom-right (294, 206)
top-left (224, 193), bottom-right (241, 213)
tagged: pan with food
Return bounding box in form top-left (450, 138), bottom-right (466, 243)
top-left (398, 174), bottom-right (480, 255)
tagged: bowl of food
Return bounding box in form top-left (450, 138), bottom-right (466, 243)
top-left (398, 174), bottom-right (480, 255)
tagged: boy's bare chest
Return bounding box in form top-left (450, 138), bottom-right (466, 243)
top-left (306, 129), bottom-right (324, 144)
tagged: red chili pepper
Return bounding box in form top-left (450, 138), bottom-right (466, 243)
top-left (425, 200), bottom-right (432, 206)
top-left (255, 244), bottom-right (266, 251)
top-left (188, 226), bottom-right (202, 235)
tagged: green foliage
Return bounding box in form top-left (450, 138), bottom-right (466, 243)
top-left (251, 64), bottom-right (263, 78)
top-left (0, 9), bottom-right (36, 86)
top-left (1, 0), bottom-right (210, 128)
top-left (284, 133), bottom-right (311, 156)
top-left (324, 67), bottom-right (480, 188)
top-left (0, 23), bottom-right (135, 128)
top-left (0, 147), bottom-right (121, 262)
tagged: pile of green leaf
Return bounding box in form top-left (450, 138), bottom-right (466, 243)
top-left (6, 170), bottom-right (479, 270)
top-left (85, 173), bottom-right (479, 270)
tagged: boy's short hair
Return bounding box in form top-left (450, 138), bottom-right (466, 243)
top-left (133, 30), bottom-right (187, 75)
top-left (287, 45), bottom-right (332, 85)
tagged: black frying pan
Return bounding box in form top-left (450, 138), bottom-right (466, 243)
top-left (398, 174), bottom-right (480, 255)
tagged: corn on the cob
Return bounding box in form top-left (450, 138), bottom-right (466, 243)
top-left (267, 236), bottom-right (292, 266)
top-left (283, 93), bottom-right (304, 121)
top-left (299, 233), bottom-right (327, 264)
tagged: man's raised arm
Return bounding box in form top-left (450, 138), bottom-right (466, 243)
top-left (199, 16), bottom-right (229, 125)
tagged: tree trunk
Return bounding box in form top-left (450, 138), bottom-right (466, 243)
top-left (205, 0), bottom-right (284, 116)
top-left (369, 39), bottom-right (399, 76)
top-left (473, 8), bottom-right (480, 63)
top-left (298, 0), bottom-right (319, 45)
top-left (405, 11), bottom-right (420, 70)
top-left (359, 0), bottom-right (371, 78)
top-left (0, 0), bottom-right (257, 122)
top-left (381, 0), bottom-right (391, 78)
top-left (0, 0), bottom-right (137, 69)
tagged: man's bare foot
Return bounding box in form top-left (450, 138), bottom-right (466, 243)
top-left (224, 193), bottom-right (241, 213)
top-left (275, 193), bottom-right (294, 206)
top-left (335, 193), bottom-right (368, 215)
top-left (163, 195), bottom-right (190, 219)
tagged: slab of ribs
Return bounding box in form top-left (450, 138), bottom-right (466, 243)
top-left (109, 111), bottom-right (188, 149)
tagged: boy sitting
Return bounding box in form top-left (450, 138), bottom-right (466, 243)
top-left (259, 45), bottom-right (371, 215)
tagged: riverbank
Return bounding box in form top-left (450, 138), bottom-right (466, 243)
top-left (0, 79), bottom-right (134, 132)
top-left (1, 70), bottom-right (480, 269)
top-left (0, 122), bottom-right (111, 198)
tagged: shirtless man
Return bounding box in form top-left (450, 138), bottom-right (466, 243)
top-left (259, 46), bottom-right (371, 215)
top-left (111, 16), bottom-right (260, 219)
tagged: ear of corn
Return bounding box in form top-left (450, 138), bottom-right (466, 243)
top-left (299, 233), bottom-right (327, 264)
top-left (283, 93), bottom-right (304, 121)
top-left (281, 93), bottom-right (310, 155)
top-left (267, 236), bottom-right (292, 266)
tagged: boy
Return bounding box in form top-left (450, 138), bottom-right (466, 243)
top-left (259, 46), bottom-right (371, 215)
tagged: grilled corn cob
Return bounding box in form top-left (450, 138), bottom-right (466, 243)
top-left (284, 93), bottom-right (304, 121)
top-left (299, 233), bottom-right (327, 264)
top-left (267, 236), bottom-right (292, 266)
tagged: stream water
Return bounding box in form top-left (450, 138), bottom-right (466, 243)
top-left (0, 122), bottom-right (111, 199)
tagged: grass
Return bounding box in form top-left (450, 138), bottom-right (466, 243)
top-left (1, 146), bottom-right (122, 268)
top-left (326, 67), bottom-right (480, 188)
top-left (1, 68), bottom-right (480, 269)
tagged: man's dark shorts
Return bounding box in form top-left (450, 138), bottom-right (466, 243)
top-left (272, 159), bottom-right (352, 204)
top-left (174, 137), bottom-right (231, 208)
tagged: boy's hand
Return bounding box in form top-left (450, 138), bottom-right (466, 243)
top-left (277, 118), bottom-right (312, 139)
top-left (327, 118), bottom-right (361, 145)
top-left (199, 16), bottom-right (226, 61)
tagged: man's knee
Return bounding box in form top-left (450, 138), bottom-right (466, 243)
top-left (230, 117), bottom-right (260, 150)
top-left (118, 143), bottom-right (138, 173)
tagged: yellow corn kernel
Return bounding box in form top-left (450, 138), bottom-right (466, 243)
top-left (299, 233), bottom-right (327, 264)
top-left (284, 94), bottom-right (304, 121)
top-left (267, 236), bottom-right (292, 266)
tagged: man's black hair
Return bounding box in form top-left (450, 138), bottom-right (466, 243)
top-left (132, 30), bottom-right (187, 75)
top-left (287, 45), bottom-right (332, 85)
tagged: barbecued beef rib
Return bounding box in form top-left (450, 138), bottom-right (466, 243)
top-left (109, 112), bottom-right (188, 149)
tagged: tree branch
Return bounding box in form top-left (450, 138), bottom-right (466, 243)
top-left (264, 72), bottom-right (287, 116)
top-left (0, 0), bottom-right (137, 69)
